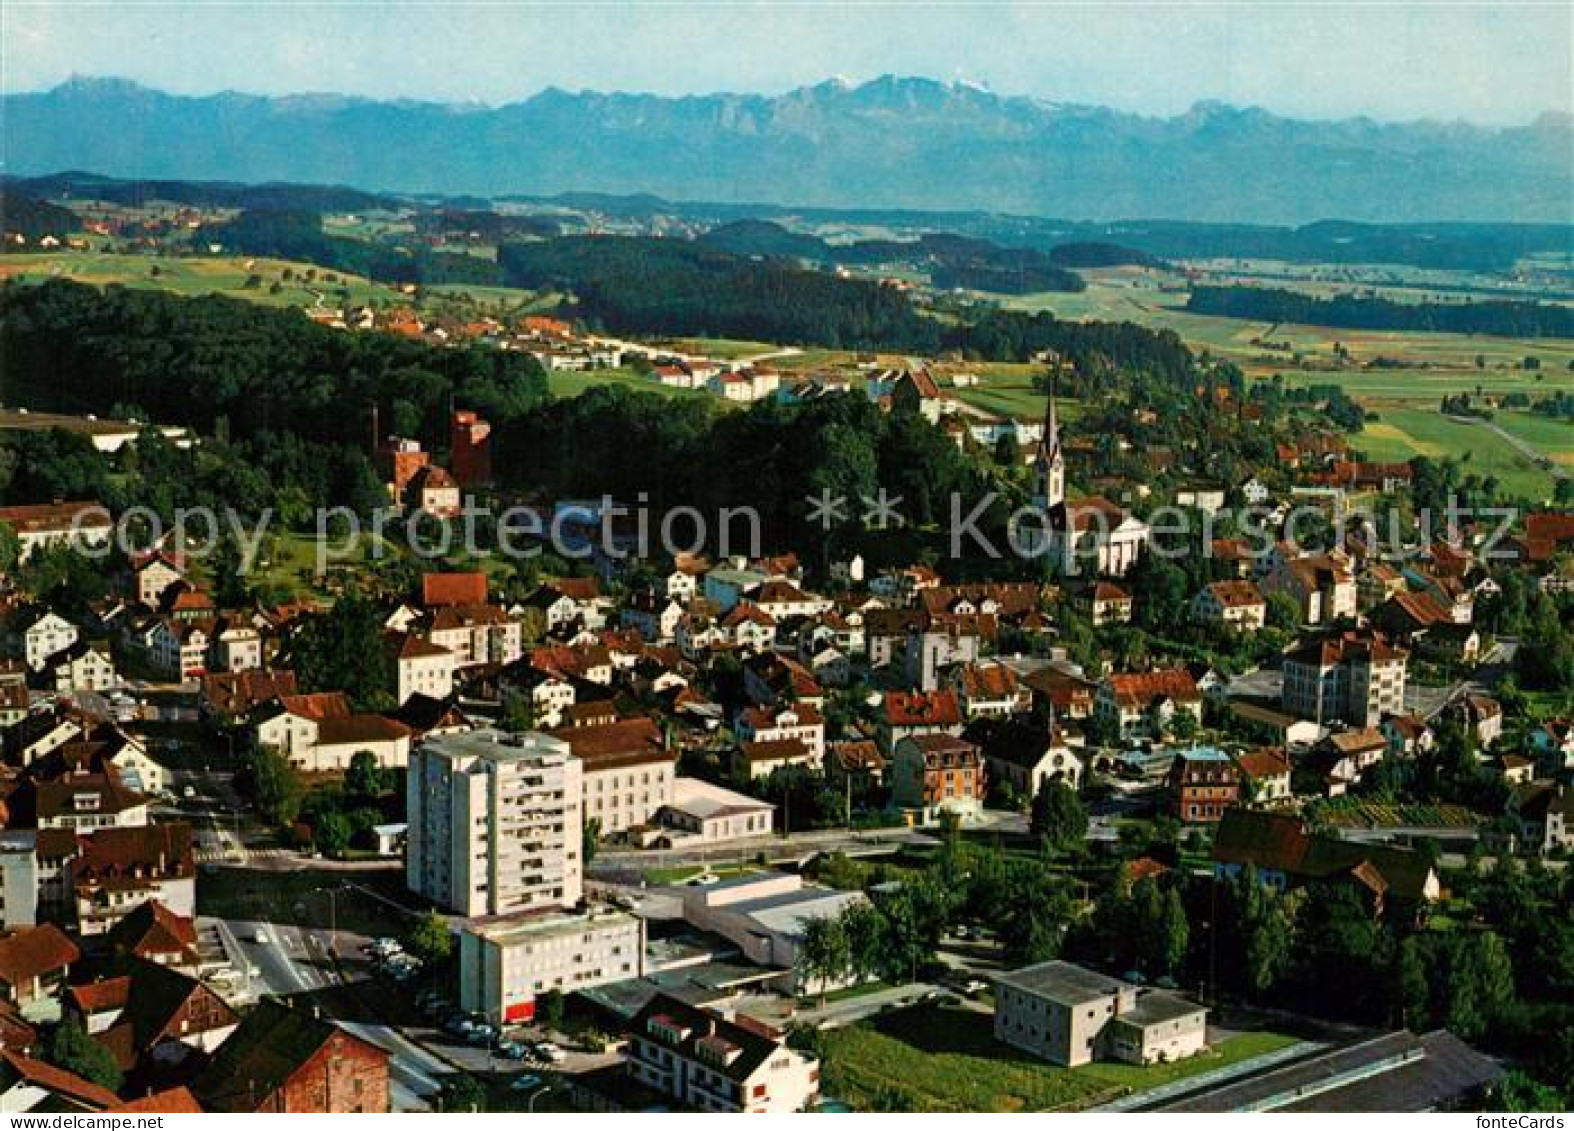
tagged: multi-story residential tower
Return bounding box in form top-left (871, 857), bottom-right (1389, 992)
top-left (406, 729), bottom-right (582, 917)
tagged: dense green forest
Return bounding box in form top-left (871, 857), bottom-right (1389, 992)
top-left (0, 190), bottom-right (79, 244)
top-left (1187, 284), bottom-right (1574, 338)
top-left (0, 280), bottom-right (1019, 562)
top-left (499, 235), bottom-right (1197, 379)
top-left (497, 383), bottom-right (1013, 569)
top-left (500, 235), bottom-right (943, 347)
top-left (1045, 241), bottom-right (1165, 269)
top-left (210, 209), bottom-right (506, 286)
top-left (0, 279), bottom-right (549, 519)
top-left (0, 279), bottom-right (547, 441)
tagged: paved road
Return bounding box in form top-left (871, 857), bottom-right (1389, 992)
top-left (796, 982), bottom-right (948, 1029)
top-left (215, 908), bottom-right (448, 1112)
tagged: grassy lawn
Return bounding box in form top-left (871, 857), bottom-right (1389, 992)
top-left (805, 980), bottom-right (895, 1007)
top-left (952, 383), bottom-right (1088, 421)
top-left (1349, 407), bottom-right (1560, 500)
top-left (642, 862), bottom-right (762, 886)
top-left (650, 337), bottom-right (781, 360)
top-left (242, 529), bottom-right (407, 600)
top-left (819, 1002), bottom-right (1298, 1112)
top-left (542, 366), bottom-right (717, 402)
top-left (421, 282), bottom-right (558, 312)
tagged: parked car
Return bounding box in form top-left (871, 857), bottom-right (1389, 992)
top-left (510, 1074), bottom-right (543, 1092)
top-left (535, 1042), bottom-right (566, 1064)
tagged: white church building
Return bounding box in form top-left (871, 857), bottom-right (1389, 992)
top-left (1014, 384), bottom-right (1150, 577)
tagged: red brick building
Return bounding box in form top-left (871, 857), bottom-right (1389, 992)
top-left (376, 436), bottom-right (431, 494)
top-left (195, 1000), bottom-right (389, 1113)
top-left (892, 733), bottom-right (986, 822)
top-left (449, 409), bottom-right (492, 486)
top-left (1168, 747), bottom-right (1241, 823)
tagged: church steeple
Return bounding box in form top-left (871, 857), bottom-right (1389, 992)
top-left (1033, 370), bottom-right (1065, 509)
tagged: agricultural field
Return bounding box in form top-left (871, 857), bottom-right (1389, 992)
top-left (0, 250), bottom-right (399, 309)
top-left (818, 1002), bottom-right (1300, 1113)
top-left (951, 381), bottom-right (1086, 422)
top-left (320, 212), bottom-right (415, 241)
top-left (421, 282), bottom-right (559, 313)
top-left (1182, 257), bottom-right (1574, 305)
top-left (1349, 408), bottom-right (1562, 501)
top-left (1001, 267), bottom-right (1574, 385)
top-left (1491, 411), bottom-right (1574, 470)
top-left (1314, 798), bottom-right (1482, 830)
top-left (0, 248), bottom-right (554, 318)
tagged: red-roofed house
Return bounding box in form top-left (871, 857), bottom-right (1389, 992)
top-left (733, 738), bottom-right (818, 780)
top-left (105, 900), bottom-right (200, 970)
top-left (1191, 580), bottom-right (1267, 631)
top-left (403, 466), bottom-right (461, 519)
top-left (251, 694), bottom-right (412, 773)
top-left (0, 1050), bottom-right (119, 1111)
top-left (71, 823), bottom-right (196, 936)
top-left (880, 689), bottom-right (964, 753)
top-left (1096, 669), bottom-right (1203, 740)
top-left (948, 662), bottom-right (1025, 719)
top-left (1083, 581), bottom-right (1134, 627)
top-left (0, 502), bottom-right (112, 562)
top-left (0, 925), bottom-right (80, 1020)
top-left (735, 703), bottom-right (825, 761)
top-left (551, 718), bottom-right (676, 833)
top-left (421, 571), bottom-right (489, 608)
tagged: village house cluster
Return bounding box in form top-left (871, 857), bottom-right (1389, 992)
top-left (0, 363), bottom-right (1568, 1115)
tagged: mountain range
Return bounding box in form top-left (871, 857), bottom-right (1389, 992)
top-left (5, 75), bottom-right (1570, 223)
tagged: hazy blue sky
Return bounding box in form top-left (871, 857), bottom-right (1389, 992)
top-left (6, 2), bottom-right (1569, 124)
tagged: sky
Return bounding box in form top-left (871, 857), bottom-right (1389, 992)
top-left (4, 1), bottom-right (1570, 125)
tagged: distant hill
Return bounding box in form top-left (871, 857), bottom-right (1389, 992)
top-left (0, 190), bottom-right (78, 243)
top-left (4, 169), bottom-right (397, 213)
top-left (699, 220), bottom-right (1086, 293)
top-left (6, 75), bottom-right (1570, 224)
top-left (1045, 242), bottom-right (1166, 269)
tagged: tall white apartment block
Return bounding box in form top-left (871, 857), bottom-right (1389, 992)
top-left (406, 729), bottom-right (583, 917)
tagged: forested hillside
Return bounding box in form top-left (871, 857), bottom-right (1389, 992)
top-left (1187, 285), bottom-right (1574, 338)
top-left (212, 209), bottom-right (506, 287)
